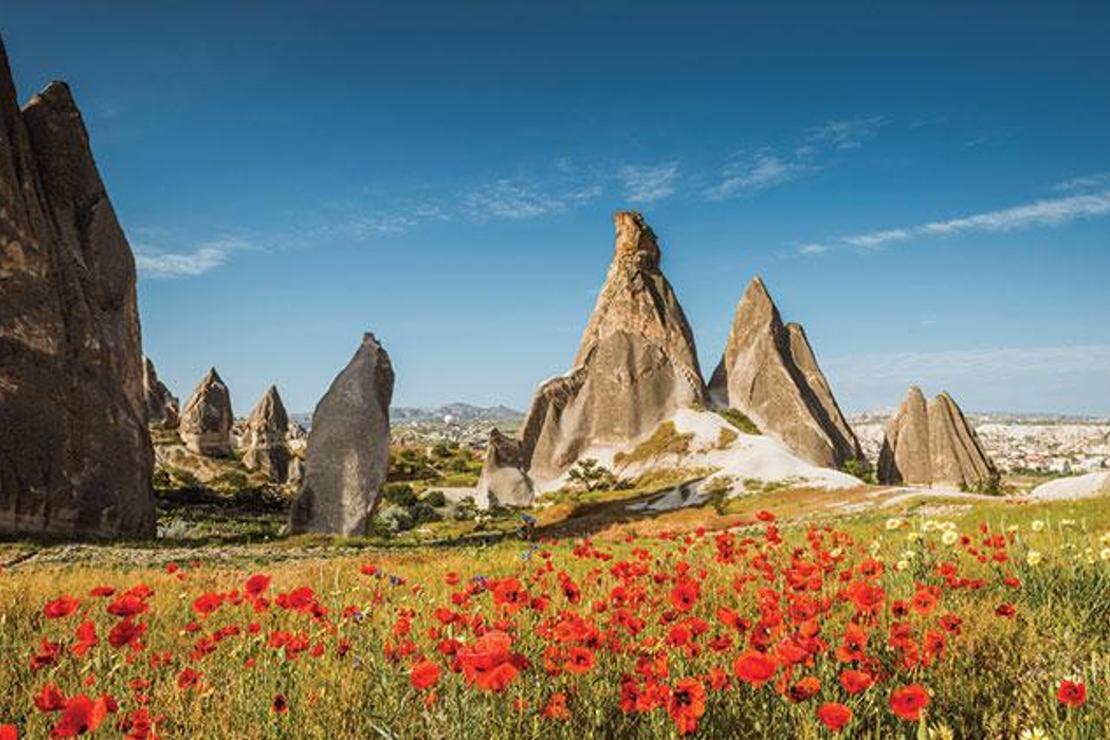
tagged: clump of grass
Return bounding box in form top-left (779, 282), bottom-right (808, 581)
top-left (715, 408), bottom-right (761, 435)
top-left (716, 426), bottom-right (738, 449)
top-left (614, 421), bottom-right (694, 467)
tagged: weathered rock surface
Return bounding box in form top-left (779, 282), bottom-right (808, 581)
top-left (476, 428), bottom-right (534, 508)
top-left (241, 385), bottom-right (291, 482)
top-left (514, 211), bottom-right (707, 484)
top-left (878, 387), bottom-right (998, 489)
top-left (708, 277), bottom-right (863, 470)
top-left (142, 357), bottom-right (179, 429)
top-left (179, 368), bottom-right (233, 457)
top-left (289, 333), bottom-right (394, 535)
top-left (0, 41), bottom-right (155, 537)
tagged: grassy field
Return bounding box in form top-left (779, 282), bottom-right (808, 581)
top-left (0, 490), bottom-right (1106, 738)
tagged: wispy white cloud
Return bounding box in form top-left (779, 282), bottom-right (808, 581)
top-left (133, 238), bottom-right (254, 279)
top-left (462, 178), bottom-right (601, 222)
top-left (797, 243), bottom-right (829, 255)
top-left (801, 189), bottom-right (1110, 254)
top-left (807, 115), bottom-right (886, 150)
top-left (1053, 171), bottom-right (1110, 193)
top-left (707, 149), bottom-right (815, 199)
top-left (618, 161), bottom-right (680, 203)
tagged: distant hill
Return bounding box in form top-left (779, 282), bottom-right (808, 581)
top-left (391, 403), bottom-right (524, 424)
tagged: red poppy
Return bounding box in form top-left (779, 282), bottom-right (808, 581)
top-left (410, 659), bottom-right (440, 690)
top-left (191, 592), bottom-right (223, 617)
top-left (107, 619), bottom-right (146, 651)
top-left (0, 725), bottom-right (16, 740)
top-left (176, 668), bottom-right (202, 691)
top-left (817, 702), bottom-right (852, 731)
top-left (244, 574), bottom-right (271, 597)
top-left (34, 682), bottom-right (66, 712)
top-left (272, 694), bottom-right (288, 714)
top-left (670, 578), bottom-right (700, 612)
top-left (788, 676), bottom-right (820, 703)
top-left (44, 596), bottom-right (80, 619)
top-left (72, 621), bottom-right (98, 657)
top-left (994, 603), bottom-right (1016, 618)
top-left (542, 692), bottom-right (570, 721)
top-left (668, 677), bottom-right (706, 735)
top-left (565, 646), bottom-right (596, 674)
top-left (839, 669), bottom-right (873, 695)
top-left (1056, 680), bottom-right (1087, 708)
top-left (733, 651), bottom-right (777, 687)
top-left (457, 631), bottom-right (522, 692)
top-left (51, 694), bottom-right (109, 737)
top-left (106, 595), bottom-right (147, 618)
top-left (889, 683), bottom-right (930, 721)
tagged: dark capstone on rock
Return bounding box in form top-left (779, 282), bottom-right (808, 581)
top-left (0, 39), bottom-right (154, 536)
top-left (289, 333), bottom-right (394, 535)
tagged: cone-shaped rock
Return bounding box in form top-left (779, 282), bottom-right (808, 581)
top-left (708, 277), bottom-right (862, 469)
top-left (241, 385), bottom-right (290, 482)
top-left (179, 368), bottom-right (233, 457)
top-left (878, 388), bottom-right (997, 489)
top-left (515, 211), bottom-right (707, 482)
top-left (143, 357), bottom-right (179, 429)
top-left (476, 429), bottom-right (534, 508)
top-left (289, 333), bottom-right (394, 535)
top-left (0, 41), bottom-right (154, 537)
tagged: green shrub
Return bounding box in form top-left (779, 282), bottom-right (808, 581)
top-left (422, 490), bottom-right (448, 507)
top-left (842, 458), bottom-right (877, 485)
top-left (716, 408), bottom-right (760, 435)
top-left (382, 482), bottom-right (417, 507)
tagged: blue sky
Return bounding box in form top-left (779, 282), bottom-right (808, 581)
top-left (5, 1), bottom-right (1110, 415)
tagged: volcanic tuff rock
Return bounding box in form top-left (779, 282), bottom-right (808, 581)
top-left (179, 368), bottom-right (234, 457)
top-left (708, 277), bottom-right (862, 470)
top-left (476, 428), bottom-right (535, 508)
top-left (878, 387), bottom-right (998, 489)
top-left (289, 333), bottom-right (394, 535)
top-left (0, 40), bottom-right (155, 536)
top-left (513, 211), bottom-right (707, 483)
top-left (143, 357), bottom-right (180, 430)
top-left (241, 385), bottom-right (291, 482)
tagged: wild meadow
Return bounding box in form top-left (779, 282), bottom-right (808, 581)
top-left (0, 494), bottom-right (1106, 739)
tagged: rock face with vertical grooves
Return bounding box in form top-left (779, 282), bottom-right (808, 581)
top-left (289, 333), bottom-right (394, 535)
top-left (878, 387), bottom-right (998, 489)
top-left (241, 385), bottom-right (290, 482)
top-left (143, 357), bottom-right (179, 430)
top-left (476, 428), bottom-right (534, 508)
top-left (179, 368), bottom-right (233, 457)
top-left (0, 40), bottom-right (155, 537)
top-left (504, 211), bottom-right (707, 486)
top-left (708, 277), bottom-right (863, 470)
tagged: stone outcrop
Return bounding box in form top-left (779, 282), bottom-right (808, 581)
top-left (289, 333), bottom-right (394, 535)
top-left (512, 211), bottom-right (707, 484)
top-left (878, 387), bottom-right (998, 489)
top-left (179, 368), bottom-right (233, 457)
top-left (708, 277), bottom-right (862, 470)
top-left (0, 40), bottom-right (155, 537)
top-left (142, 357), bottom-right (179, 429)
top-left (476, 428), bottom-right (534, 508)
top-left (241, 385), bottom-right (290, 482)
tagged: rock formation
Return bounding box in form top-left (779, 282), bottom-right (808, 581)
top-left (0, 41), bottom-right (155, 537)
top-left (142, 357), bottom-right (179, 429)
top-left (878, 387), bottom-right (998, 489)
top-left (476, 429), bottom-right (535, 508)
top-left (708, 277), bottom-right (863, 470)
top-left (289, 333), bottom-right (394, 535)
top-left (241, 385), bottom-right (291, 482)
top-left (512, 211), bottom-right (707, 484)
top-left (179, 368), bottom-right (233, 457)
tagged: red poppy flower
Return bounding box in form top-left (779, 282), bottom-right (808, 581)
top-left (107, 619), bottom-right (146, 651)
top-left (44, 596), bottom-right (80, 619)
top-left (106, 595), bottom-right (147, 618)
top-left (272, 694), bottom-right (288, 714)
top-left (670, 578), bottom-right (700, 612)
top-left (994, 603), bottom-right (1016, 618)
top-left (34, 682), bottom-right (66, 712)
top-left (788, 676), bottom-right (820, 703)
top-left (52, 694), bottom-right (109, 737)
top-left (410, 659), bottom-right (440, 690)
top-left (457, 631), bottom-right (522, 692)
top-left (839, 669), bottom-right (873, 695)
top-left (565, 646), bottom-right (596, 674)
top-left (1056, 680), bottom-right (1087, 708)
top-left (817, 702), bottom-right (852, 731)
top-left (71, 620), bottom-right (99, 658)
top-left (176, 668), bottom-right (202, 691)
top-left (889, 683), bottom-right (930, 721)
top-left (244, 574), bottom-right (271, 597)
top-left (668, 678), bottom-right (706, 735)
top-left (542, 692), bottom-right (570, 721)
top-left (733, 651), bottom-right (777, 687)
top-left (0, 725), bottom-right (16, 740)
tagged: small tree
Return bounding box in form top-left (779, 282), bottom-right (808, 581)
top-left (567, 458), bottom-right (617, 492)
